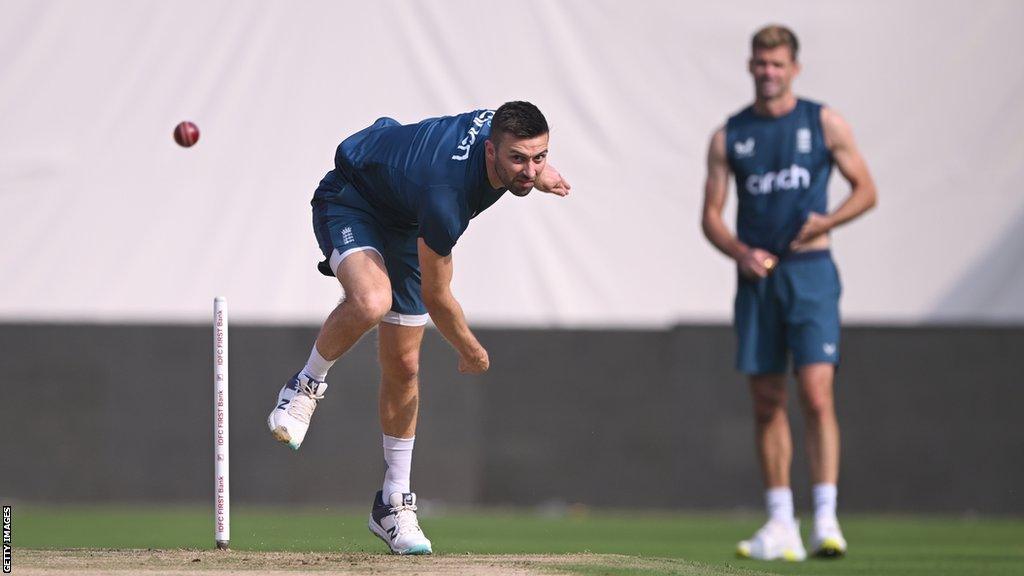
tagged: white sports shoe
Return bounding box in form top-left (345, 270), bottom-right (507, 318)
top-left (267, 372), bottom-right (327, 450)
top-left (811, 516), bottom-right (848, 558)
top-left (369, 491), bottom-right (433, 555)
top-left (737, 518), bottom-right (807, 561)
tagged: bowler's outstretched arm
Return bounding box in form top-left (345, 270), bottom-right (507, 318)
top-left (417, 238), bottom-right (489, 374)
top-left (535, 164), bottom-right (571, 196)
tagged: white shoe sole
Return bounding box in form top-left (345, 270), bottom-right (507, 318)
top-left (736, 542), bottom-right (806, 561)
top-left (267, 414), bottom-right (299, 450)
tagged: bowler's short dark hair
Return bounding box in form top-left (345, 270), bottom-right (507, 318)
top-left (492, 101), bottom-right (548, 141)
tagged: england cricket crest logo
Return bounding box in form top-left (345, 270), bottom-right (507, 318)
top-left (796, 128), bottom-right (812, 153)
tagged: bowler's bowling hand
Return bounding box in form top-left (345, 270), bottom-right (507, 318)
top-left (536, 165), bottom-right (571, 197)
top-left (458, 346), bottom-right (490, 374)
top-left (739, 247), bottom-right (778, 279)
top-left (790, 212), bottom-right (833, 251)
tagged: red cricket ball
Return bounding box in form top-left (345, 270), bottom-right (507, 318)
top-left (173, 121), bottom-right (200, 147)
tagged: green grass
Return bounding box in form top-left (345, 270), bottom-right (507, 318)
top-left (12, 505), bottom-right (1024, 575)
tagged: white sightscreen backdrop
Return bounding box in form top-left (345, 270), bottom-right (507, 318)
top-left (2, 0), bottom-right (1022, 326)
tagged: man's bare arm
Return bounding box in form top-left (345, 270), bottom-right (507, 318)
top-left (791, 108), bottom-right (878, 250)
top-left (702, 127), bottom-right (776, 278)
top-left (417, 238), bottom-right (489, 374)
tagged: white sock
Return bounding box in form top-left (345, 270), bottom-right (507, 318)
top-left (382, 434), bottom-right (415, 500)
top-left (813, 483), bottom-right (838, 522)
top-left (301, 342), bottom-right (336, 382)
top-left (766, 487), bottom-right (795, 524)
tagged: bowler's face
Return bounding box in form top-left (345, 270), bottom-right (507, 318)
top-left (749, 46), bottom-right (800, 100)
top-left (488, 133), bottom-right (549, 196)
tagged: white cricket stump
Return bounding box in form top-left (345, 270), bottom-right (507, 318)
top-left (213, 296), bottom-right (230, 550)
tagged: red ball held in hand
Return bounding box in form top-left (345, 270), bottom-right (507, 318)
top-left (174, 121), bottom-right (200, 147)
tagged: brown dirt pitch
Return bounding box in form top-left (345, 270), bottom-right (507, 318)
top-left (14, 548), bottom-right (773, 575)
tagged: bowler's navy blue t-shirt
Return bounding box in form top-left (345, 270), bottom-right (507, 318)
top-left (314, 109), bottom-right (506, 256)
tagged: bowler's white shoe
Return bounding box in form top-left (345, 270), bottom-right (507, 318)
top-left (811, 516), bottom-right (848, 558)
top-left (369, 491), bottom-right (433, 555)
top-left (267, 372), bottom-right (327, 450)
top-left (737, 518), bottom-right (807, 561)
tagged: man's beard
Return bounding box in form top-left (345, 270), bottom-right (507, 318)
top-left (500, 165), bottom-right (532, 196)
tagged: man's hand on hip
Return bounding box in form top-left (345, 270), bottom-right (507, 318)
top-left (790, 212), bottom-right (833, 251)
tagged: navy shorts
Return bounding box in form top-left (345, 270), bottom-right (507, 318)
top-left (311, 181), bottom-right (427, 326)
top-left (734, 250), bottom-right (842, 374)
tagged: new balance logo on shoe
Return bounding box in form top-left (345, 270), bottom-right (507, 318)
top-left (267, 373), bottom-right (327, 450)
top-left (369, 491), bottom-right (432, 555)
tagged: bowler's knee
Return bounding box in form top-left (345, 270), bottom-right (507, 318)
top-left (383, 350), bottom-right (420, 385)
top-left (347, 290), bottom-right (393, 327)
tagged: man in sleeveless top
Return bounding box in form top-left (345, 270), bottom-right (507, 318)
top-left (701, 25), bottom-right (877, 561)
top-left (267, 102), bottom-right (571, 555)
